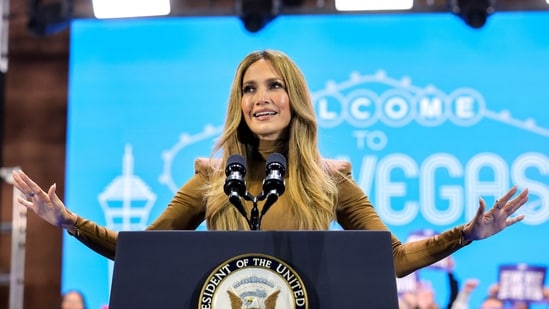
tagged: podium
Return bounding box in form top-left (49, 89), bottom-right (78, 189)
top-left (109, 230), bottom-right (399, 308)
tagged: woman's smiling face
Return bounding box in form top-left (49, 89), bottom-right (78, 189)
top-left (240, 59), bottom-right (291, 141)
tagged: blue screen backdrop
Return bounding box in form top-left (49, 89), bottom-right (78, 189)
top-left (65, 11), bottom-right (549, 309)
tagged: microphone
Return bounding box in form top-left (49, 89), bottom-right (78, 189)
top-left (260, 153), bottom-right (286, 217)
top-left (224, 154), bottom-right (248, 219)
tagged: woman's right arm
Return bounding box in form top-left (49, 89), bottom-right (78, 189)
top-left (12, 169), bottom-right (119, 259)
top-left (12, 160), bottom-right (211, 260)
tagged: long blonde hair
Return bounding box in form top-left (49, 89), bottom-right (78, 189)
top-left (205, 50), bottom-right (338, 230)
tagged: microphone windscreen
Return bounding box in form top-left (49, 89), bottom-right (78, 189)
top-left (226, 154), bottom-right (247, 171)
top-left (266, 153), bottom-right (286, 170)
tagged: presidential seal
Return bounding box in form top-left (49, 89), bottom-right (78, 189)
top-left (198, 253), bottom-right (308, 309)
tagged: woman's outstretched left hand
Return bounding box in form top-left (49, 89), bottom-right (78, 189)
top-left (463, 186), bottom-right (528, 242)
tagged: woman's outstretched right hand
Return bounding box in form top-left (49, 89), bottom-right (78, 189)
top-left (11, 170), bottom-right (77, 230)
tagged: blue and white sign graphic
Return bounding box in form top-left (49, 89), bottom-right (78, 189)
top-left (65, 12), bottom-right (549, 309)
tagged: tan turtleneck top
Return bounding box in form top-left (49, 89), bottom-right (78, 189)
top-left (70, 140), bottom-right (470, 277)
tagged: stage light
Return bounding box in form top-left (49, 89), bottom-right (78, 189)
top-left (282, 0), bottom-right (305, 5)
top-left (237, 0), bottom-right (278, 33)
top-left (27, 1), bottom-right (72, 36)
top-left (92, 0), bottom-right (170, 19)
top-left (335, 0), bottom-right (413, 11)
top-left (451, 0), bottom-right (495, 29)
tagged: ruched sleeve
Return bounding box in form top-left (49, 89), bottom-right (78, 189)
top-left (70, 157), bottom-right (215, 260)
top-left (331, 160), bottom-right (470, 277)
